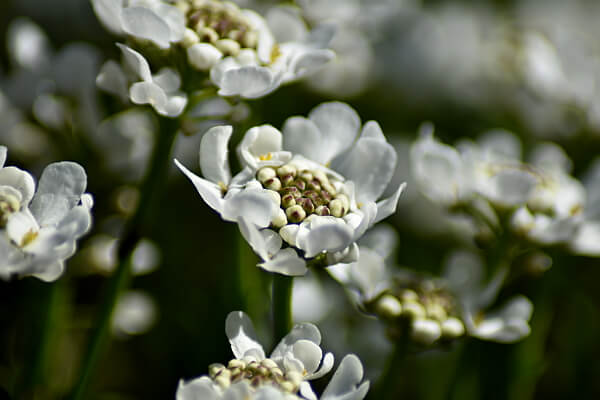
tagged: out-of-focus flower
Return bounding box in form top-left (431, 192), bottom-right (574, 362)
top-left (176, 102), bottom-right (405, 275)
top-left (329, 225), bottom-right (533, 345)
top-left (0, 146), bottom-right (93, 281)
top-left (112, 290), bottom-right (158, 337)
top-left (92, 0), bottom-right (335, 100)
top-left (176, 311), bottom-right (369, 400)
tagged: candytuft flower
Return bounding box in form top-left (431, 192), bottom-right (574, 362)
top-left (175, 102), bottom-right (405, 275)
top-left (0, 146), bottom-right (93, 281)
top-left (176, 311), bottom-right (369, 400)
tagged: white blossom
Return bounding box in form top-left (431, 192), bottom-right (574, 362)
top-left (176, 102), bottom-right (405, 275)
top-left (176, 311), bottom-right (368, 400)
top-left (0, 146), bottom-right (93, 281)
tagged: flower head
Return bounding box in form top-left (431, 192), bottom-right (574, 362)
top-left (0, 146), bottom-right (93, 281)
top-left (92, 0), bottom-right (335, 100)
top-left (176, 311), bottom-right (369, 400)
top-left (329, 225), bottom-right (533, 345)
top-left (175, 102), bottom-right (405, 275)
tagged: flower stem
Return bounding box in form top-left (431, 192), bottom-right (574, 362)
top-left (67, 116), bottom-right (179, 400)
top-left (376, 320), bottom-right (411, 400)
top-left (272, 274), bottom-right (294, 342)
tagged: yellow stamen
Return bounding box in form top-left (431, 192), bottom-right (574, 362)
top-left (21, 230), bottom-right (39, 247)
top-left (259, 153), bottom-right (273, 161)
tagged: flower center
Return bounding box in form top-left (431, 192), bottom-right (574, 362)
top-left (177, 0), bottom-right (258, 55)
top-left (209, 357), bottom-right (303, 395)
top-left (0, 193), bottom-right (20, 228)
top-left (257, 163), bottom-right (350, 225)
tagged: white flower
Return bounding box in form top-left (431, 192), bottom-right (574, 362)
top-left (0, 146), bottom-right (93, 281)
top-left (176, 102), bottom-right (405, 275)
top-left (330, 226), bottom-right (533, 344)
top-left (92, 0), bottom-right (334, 99)
top-left (176, 311), bottom-right (369, 400)
top-left (97, 43), bottom-right (188, 117)
top-left (111, 290), bottom-right (157, 336)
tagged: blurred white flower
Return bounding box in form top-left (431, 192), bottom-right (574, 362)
top-left (176, 311), bottom-right (368, 400)
top-left (0, 146), bottom-right (93, 281)
top-left (97, 44), bottom-right (188, 117)
top-left (112, 290), bottom-right (158, 337)
top-left (330, 225), bottom-right (533, 344)
top-left (176, 102), bottom-right (405, 275)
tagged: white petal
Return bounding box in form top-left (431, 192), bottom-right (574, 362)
top-left (266, 6), bottom-right (308, 43)
top-left (483, 168), bottom-right (538, 207)
top-left (217, 65), bottom-right (274, 98)
top-left (243, 10), bottom-right (274, 64)
top-left (176, 377), bottom-right (219, 400)
top-left (121, 6), bottom-right (171, 49)
top-left (359, 224), bottom-right (398, 259)
top-left (91, 0), bottom-right (124, 34)
top-left (0, 146), bottom-right (6, 168)
top-left (373, 182), bottom-right (406, 225)
top-left (259, 248), bottom-right (307, 276)
top-left (282, 117), bottom-right (323, 163)
top-left (570, 222), bottom-right (600, 256)
top-left (200, 125), bottom-right (232, 186)
top-left (96, 60), bottom-right (129, 101)
top-left (291, 339), bottom-right (322, 374)
top-left (271, 323), bottom-right (321, 359)
top-left (154, 3), bottom-right (185, 42)
top-left (6, 210), bottom-right (38, 246)
top-left (332, 137), bottom-right (396, 204)
top-left (238, 125), bottom-right (283, 169)
top-left (28, 260), bottom-right (64, 282)
top-left (360, 121), bottom-right (386, 142)
top-left (222, 189), bottom-right (275, 228)
top-left (296, 217), bottom-right (354, 258)
top-left (309, 352), bottom-right (334, 379)
top-left (237, 218), bottom-right (272, 261)
top-left (288, 48), bottom-right (335, 79)
top-left (30, 162), bottom-right (87, 226)
top-left (0, 166), bottom-right (36, 206)
top-left (161, 93), bottom-right (187, 117)
top-left (308, 102), bottom-right (361, 164)
top-left (225, 311), bottom-right (265, 360)
top-left (299, 382), bottom-right (318, 400)
top-left (174, 159), bottom-right (224, 214)
top-left (130, 81), bottom-right (167, 109)
top-left (468, 296), bottom-right (533, 343)
top-left (153, 68), bottom-right (181, 92)
top-left (321, 354), bottom-right (368, 400)
top-left (187, 43), bottom-right (223, 70)
top-left (116, 43), bottom-right (152, 82)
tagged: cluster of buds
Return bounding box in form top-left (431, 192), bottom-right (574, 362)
top-left (257, 164), bottom-right (351, 228)
top-left (0, 192), bottom-right (20, 227)
top-left (208, 357), bottom-right (304, 394)
top-left (370, 280), bottom-right (465, 345)
top-left (177, 0), bottom-right (258, 57)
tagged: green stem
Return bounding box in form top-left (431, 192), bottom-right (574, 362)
top-left (67, 116), bottom-right (179, 400)
top-left (375, 320), bottom-right (411, 400)
top-left (272, 274), bottom-right (294, 343)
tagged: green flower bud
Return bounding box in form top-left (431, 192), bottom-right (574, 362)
top-left (315, 205), bottom-right (330, 216)
top-left (286, 205), bottom-right (306, 223)
top-left (281, 194), bottom-right (296, 208)
top-left (297, 197), bottom-right (315, 214)
top-left (264, 177), bottom-right (281, 191)
top-left (277, 164), bottom-right (297, 178)
top-left (257, 167), bottom-right (276, 183)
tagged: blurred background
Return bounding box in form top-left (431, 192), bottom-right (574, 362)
top-left (1, 0), bottom-right (600, 399)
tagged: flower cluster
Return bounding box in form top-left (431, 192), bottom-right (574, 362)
top-left (410, 127), bottom-right (596, 252)
top-left (0, 146), bottom-right (93, 281)
top-left (92, 0), bottom-right (335, 113)
top-left (329, 225), bottom-right (533, 345)
top-left (176, 102), bottom-right (405, 275)
top-left (177, 311), bottom-right (369, 400)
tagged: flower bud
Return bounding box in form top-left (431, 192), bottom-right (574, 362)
top-left (375, 294), bottom-right (402, 318)
top-left (400, 289), bottom-right (419, 302)
top-left (297, 197), bottom-right (315, 214)
top-left (335, 194), bottom-right (350, 211)
top-left (182, 28), bottom-right (200, 48)
top-left (277, 164), bottom-right (297, 178)
top-left (260, 358), bottom-right (278, 369)
top-left (228, 359), bottom-right (246, 369)
top-left (242, 30), bottom-right (258, 48)
top-left (257, 167), bottom-right (276, 183)
top-left (209, 363), bottom-right (225, 378)
top-left (315, 205), bottom-right (330, 216)
top-left (411, 318), bottom-right (442, 345)
top-left (197, 26), bottom-right (219, 43)
top-left (441, 317), bottom-right (465, 339)
top-left (299, 170), bottom-right (313, 182)
top-left (264, 177), bottom-right (281, 191)
top-left (401, 300), bottom-right (425, 320)
top-left (292, 179), bottom-right (306, 191)
top-left (286, 205), bottom-right (306, 223)
top-left (215, 38), bottom-right (241, 56)
top-left (271, 208), bottom-right (287, 228)
top-left (329, 199), bottom-right (346, 217)
top-left (281, 194), bottom-right (296, 208)
top-left (426, 303), bottom-right (447, 322)
top-left (281, 174), bottom-right (294, 186)
top-left (265, 190), bottom-right (281, 206)
top-left (281, 186), bottom-right (301, 199)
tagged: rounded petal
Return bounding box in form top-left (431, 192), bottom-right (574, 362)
top-left (225, 311), bottom-right (266, 360)
top-left (266, 6), bottom-right (308, 43)
top-left (177, 377), bottom-right (219, 400)
top-left (96, 60), bottom-right (128, 101)
top-left (238, 125), bottom-right (284, 169)
top-left (154, 3), bottom-right (185, 42)
top-left (200, 125), bottom-right (232, 186)
top-left (321, 354), bottom-right (369, 400)
top-left (0, 146), bottom-right (6, 167)
top-left (332, 137), bottom-right (397, 204)
top-left (271, 322), bottom-right (321, 359)
top-left (121, 6), bottom-right (172, 49)
top-left (30, 162), bottom-right (87, 226)
top-left (282, 117), bottom-right (323, 163)
top-left (217, 65), bottom-right (274, 98)
top-left (308, 351), bottom-right (334, 379)
top-left (291, 339), bottom-right (322, 374)
top-left (297, 217), bottom-right (354, 258)
top-left (570, 222), bottom-right (600, 256)
top-left (373, 182), bottom-right (406, 224)
top-left (0, 166), bottom-right (35, 206)
top-left (91, 0), bottom-right (124, 34)
top-left (467, 296), bottom-right (533, 343)
top-left (130, 81), bottom-right (167, 108)
top-left (153, 68), bottom-right (181, 92)
top-left (259, 248), bottom-right (307, 276)
top-left (222, 189), bottom-right (275, 228)
top-left (308, 102), bottom-right (361, 164)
